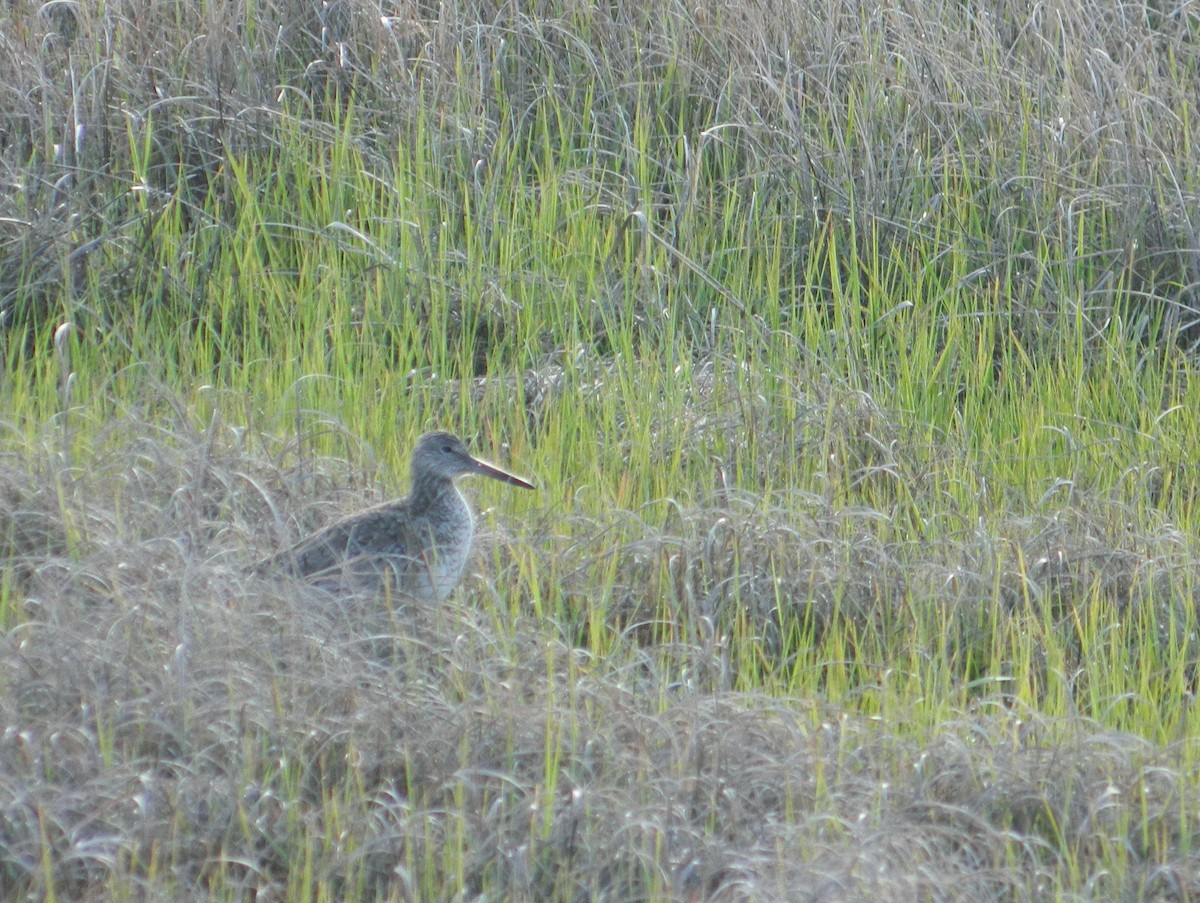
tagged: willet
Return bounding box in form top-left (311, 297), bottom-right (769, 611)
top-left (257, 431), bottom-right (535, 599)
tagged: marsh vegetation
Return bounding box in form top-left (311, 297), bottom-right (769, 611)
top-left (3, 0), bottom-right (1200, 899)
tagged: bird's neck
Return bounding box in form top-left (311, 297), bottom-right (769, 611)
top-left (407, 475), bottom-right (462, 514)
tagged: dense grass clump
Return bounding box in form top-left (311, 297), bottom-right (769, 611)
top-left (4, 0), bottom-right (1200, 899)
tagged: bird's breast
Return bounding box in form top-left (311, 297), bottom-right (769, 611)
top-left (414, 491), bottom-right (475, 601)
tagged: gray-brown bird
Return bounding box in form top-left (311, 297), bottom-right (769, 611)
top-left (258, 431), bottom-right (535, 600)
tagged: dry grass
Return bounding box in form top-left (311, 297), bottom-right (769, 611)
top-left (0, 405), bottom-right (1196, 900)
top-left (3, 0), bottom-right (1199, 346)
top-left (4, 0), bottom-right (1200, 899)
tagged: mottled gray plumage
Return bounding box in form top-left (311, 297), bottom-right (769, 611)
top-left (258, 431), bottom-right (535, 599)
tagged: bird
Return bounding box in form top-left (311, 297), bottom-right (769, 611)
top-left (256, 431), bottom-right (535, 600)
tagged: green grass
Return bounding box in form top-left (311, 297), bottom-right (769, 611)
top-left (4, 0), bottom-right (1200, 899)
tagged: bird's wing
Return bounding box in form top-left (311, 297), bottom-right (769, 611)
top-left (262, 504), bottom-right (419, 578)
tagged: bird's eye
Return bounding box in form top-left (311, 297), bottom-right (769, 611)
top-left (442, 444), bottom-right (453, 453)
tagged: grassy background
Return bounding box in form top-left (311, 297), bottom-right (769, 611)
top-left (4, 0), bottom-right (1200, 899)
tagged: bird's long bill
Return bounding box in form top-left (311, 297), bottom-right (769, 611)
top-left (465, 454), bottom-right (536, 489)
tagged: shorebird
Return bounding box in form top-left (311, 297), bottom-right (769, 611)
top-left (257, 431), bottom-right (535, 600)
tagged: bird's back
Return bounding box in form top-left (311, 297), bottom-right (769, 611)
top-left (262, 486), bottom-right (475, 601)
